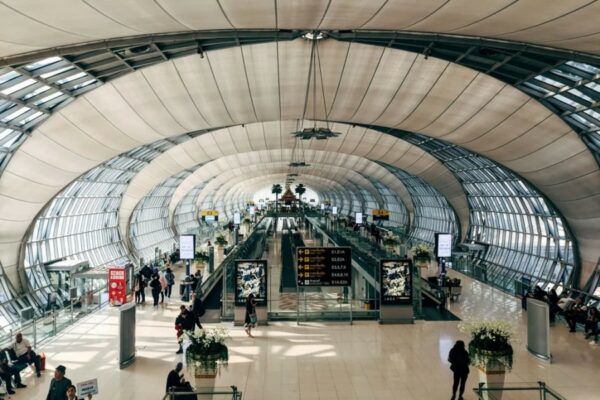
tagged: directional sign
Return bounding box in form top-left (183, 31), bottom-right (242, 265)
top-left (297, 247), bottom-right (352, 287)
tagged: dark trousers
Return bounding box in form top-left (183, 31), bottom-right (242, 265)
top-left (0, 371), bottom-right (13, 391)
top-left (135, 290), bottom-right (141, 303)
top-left (195, 316), bottom-right (203, 329)
top-left (452, 371), bottom-right (468, 397)
top-left (140, 288), bottom-right (146, 303)
top-left (166, 285), bottom-right (173, 298)
top-left (160, 290), bottom-right (165, 303)
top-left (152, 291), bottom-right (160, 306)
top-left (17, 352), bottom-right (41, 373)
top-left (566, 315), bottom-right (578, 331)
top-left (585, 321), bottom-right (598, 338)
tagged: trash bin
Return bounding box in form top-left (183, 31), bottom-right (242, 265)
top-left (40, 353), bottom-right (46, 371)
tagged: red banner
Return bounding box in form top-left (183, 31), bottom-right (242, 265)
top-left (108, 267), bottom-right (127, 306)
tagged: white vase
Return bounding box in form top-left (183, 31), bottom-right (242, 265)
top-left (477, 359), bottom-right (507, 400)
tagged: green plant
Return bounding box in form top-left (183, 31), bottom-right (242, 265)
top-left (215, 235), bottom-right (228, 247)
top-left (411, 243), bottom-right (432, 261)
top-left (194, 251), bottom-right (209, 262)
top-left (459, 320), bottom-right (514, 370)
top-left (272, 184), bottom-right (282, 211)
top-left (383, 235), bottom-right (399, 246)
top-left (186, 328), bottom-right (229, 371)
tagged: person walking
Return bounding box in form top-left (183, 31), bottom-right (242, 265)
top-left (159, 271), bottom-right (168, 304)
top-left (150, 274), bottom-right (161, 307)
top-left (244, 293), bottom-right (257, 338)
top-left (165, 268), bottom-right (175, 298)
top-left (448, 340), bottom-right (470, 400)
top-left (192, 293), bottom-right (205, 330)
top-left (46, 365), bottom-right (72, 400)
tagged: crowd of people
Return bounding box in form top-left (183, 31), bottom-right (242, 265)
top-left (133, 266), bottom-right (176, 306)
top-left (523, 286), bottom-right (599, 342)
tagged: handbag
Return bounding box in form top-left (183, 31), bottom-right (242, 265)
top-left (249, 313), bottom-right (257, 324)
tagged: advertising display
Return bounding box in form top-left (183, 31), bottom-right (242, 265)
top-left (372, 209), bottom-right (390, 221)
top-left (332, 206), bottom-right (338, 215)
top-left (320, 203), bottom-right (325, 210)
top-left (380, 259), bottom-right (412, 305)
top-left (356, 212), bottom-right (363, 224)
top-left (235, 260), bottom-right (267, 306)
top-left (435, 233), bottom-right (452, 258)
top-left (179, 234), bottom-right (195, 260)
top-left (108, 267), bottom-right (127, 306)
top-left (297, 247), bottom-right (352, 287)
top-left (233, 212), bottom-right (241, 224)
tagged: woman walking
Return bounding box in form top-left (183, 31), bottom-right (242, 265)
top-left (150, 274), bottom-right (161, 307)
top-left (448, 340), bottom-right (470, 400)
top-left (165, 268), bottom-right (175, 298)
top-left (244, 293), bottom-right (257, 338)
top-left (159, 271), bottom-right (168, 304)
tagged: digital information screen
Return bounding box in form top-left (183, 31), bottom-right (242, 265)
top-left (235, 260), bottom-right (267, 306)
top-left (380, 259), bottom-right (412, 305)
top-left (356, 212), bottom-right (363, 224)
top-left (233, 212), bottom-right (241, 224)
top-left (179, 235), bottom-right (195, 260)
top-left (435, 233), bottom-right (452, 258)
top-left (297, 247), bottom-right (352, 287)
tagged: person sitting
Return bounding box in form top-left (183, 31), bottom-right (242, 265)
top-left (3, 332), bottom-right (41, 377)
top-left (0, 351), bottom-right (26, 391)
top-left (166, 362), bottom-right (194, 399)
top-left (565, 298), bottom-right (585, 333)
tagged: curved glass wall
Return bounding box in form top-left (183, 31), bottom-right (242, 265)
top-left (24, 140), bottom-right (175, 308)
top-left (130, 170), bottom-right (193, 263)
top-left (173, 183), bottom-right (210, 235)
top-left (383, 167), bottom-right (458, 246)
top-left (407, 137), bottom-right (575, 294)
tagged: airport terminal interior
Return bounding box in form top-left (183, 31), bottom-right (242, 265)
top-left (0, 1), bottom-right (599, 399)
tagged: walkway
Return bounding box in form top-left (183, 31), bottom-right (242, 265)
top-left (10, 269), bottom-right (599, 400)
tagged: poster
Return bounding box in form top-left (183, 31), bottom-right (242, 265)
top-left (332, 206), bottom-right (338, 215)
top-left (233, 212), bottom-right (241, 224)
top-left (108, 268), bottom-right (127, 306)
top-left (435, 233), bottom-right (452, 258)
top-left (77, 378), bottom-right (99, 396)
top-left (235, 260), bottom-right (267, 306)
top-left (179, 235), bottom-right (195, 259)
top-left (380, 259), bottom-right (412, 305)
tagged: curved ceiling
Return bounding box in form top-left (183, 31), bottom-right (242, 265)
top-left (166, 152), bottom-right (418, 218)
top-left (1, 0), bottom-right (599, 57)
top-left (0, 34), bottom-right (597, 283)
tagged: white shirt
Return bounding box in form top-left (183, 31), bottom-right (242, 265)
top-left (14, 338), bottom-right (31, 357)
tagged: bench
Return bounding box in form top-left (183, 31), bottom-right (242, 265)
top-left (0, 350), bottom-right (29, 373)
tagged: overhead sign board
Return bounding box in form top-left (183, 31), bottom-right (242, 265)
top-left (372, 209), bottom-right (390, 221)
top-left (200, 209), bottom-right (219, 222)
top-left (235, 260), bottom-right (267, 306)
top-left (435, 233), bottom-right (452, 258)
top-left (179, 234), bottom-right (195, 260)
top-left (297, 247), bottom-right (352, 287)
top-left (380, 259), bottom-right (413, 305)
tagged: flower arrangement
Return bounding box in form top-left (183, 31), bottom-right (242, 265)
top-left (459, 320), bottom-right (514, 371)
top-left (383, 235), bottom-right (400, 246)
top-left (186, 328), bottom-right (229, 373)
top-left (411, 243), bottom-right (432, 261)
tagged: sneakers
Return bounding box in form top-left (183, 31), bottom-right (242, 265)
top-left (175, 348), bottom-right (183, 354)
top-left (37, 371), bottom-right (41, 377)
top-left (16, 383), bottom-right (27, 388)
top-left (7, 390), bottom-right (15, 395)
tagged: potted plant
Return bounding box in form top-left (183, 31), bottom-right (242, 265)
top-left (411, 243), bottom-right (432, 264)
top-left (459, 320), bottom-right (514, 397)
top-left (185, 328), bottom-right (229, 379)
top-left (193, 251), bottom-right (209, 272)
top-left (215, 235), bottom-right (228, 248)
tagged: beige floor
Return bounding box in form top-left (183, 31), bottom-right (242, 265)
top-left (10, 268), bottom-right (600, 400)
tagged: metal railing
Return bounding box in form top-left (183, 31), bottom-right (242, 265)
top-left (474, 382), bottom-right (566, 400)
top-left (163, 385), bottom-right (242, 400)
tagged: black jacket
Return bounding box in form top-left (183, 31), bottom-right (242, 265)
top-left (448, 347), bottom-right (470, 375)
top-left (166, 370), bottom-right (183, 392)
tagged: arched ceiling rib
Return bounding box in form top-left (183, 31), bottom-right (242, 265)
top-left (1, 0), bottom-right (599, 57)
top-left (0, 39), bottom-right (597, 282)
